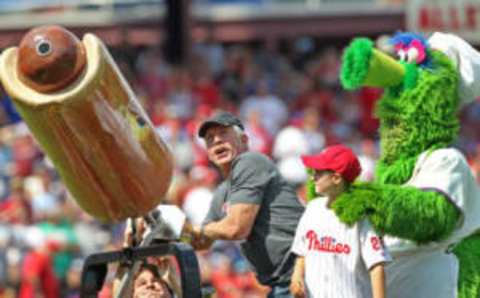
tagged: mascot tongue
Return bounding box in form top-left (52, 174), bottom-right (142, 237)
top-left (340, 38), bottom-right (405, 90)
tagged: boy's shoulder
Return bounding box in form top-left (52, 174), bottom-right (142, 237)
top-left (305, 197), bottom-right (329, 211)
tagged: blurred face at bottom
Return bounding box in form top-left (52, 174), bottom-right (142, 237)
top-left (133, 269), bottom-right (172, 298)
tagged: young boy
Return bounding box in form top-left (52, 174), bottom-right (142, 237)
top-left (290, 145), bottom-right (391, 298)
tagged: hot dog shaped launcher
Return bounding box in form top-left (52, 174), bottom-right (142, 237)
top-left (0, 25), bottom-right (173, 222)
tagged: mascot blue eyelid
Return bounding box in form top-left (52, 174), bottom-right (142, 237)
top-left (307, 31), bottom-right (480, 298)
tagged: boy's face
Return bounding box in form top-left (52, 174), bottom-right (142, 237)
top-left (313, 170), bottom-right (343, 196)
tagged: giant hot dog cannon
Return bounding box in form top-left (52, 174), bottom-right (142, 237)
top-left (0, 25), bottom-right (173, 222)
top-left (0, 25), bottom-right (203, 297)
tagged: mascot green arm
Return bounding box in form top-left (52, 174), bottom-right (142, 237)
top-left (332, 182), bottom-right (460, 244)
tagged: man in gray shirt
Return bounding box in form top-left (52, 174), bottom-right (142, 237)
top-left (185, 111), bottom-right (305, 297)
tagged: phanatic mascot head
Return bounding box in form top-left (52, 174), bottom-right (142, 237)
top-left (306, 32), bottom-right (480, 200)
top-left (328, 32), bottom-right (480, 298)
top-left (340, 32), bottom-right (478, 185)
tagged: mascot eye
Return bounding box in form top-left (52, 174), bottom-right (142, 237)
top-left (406, 47), bottom-right (419, 63)
top-left (397, 49), bottom-right (406, 62)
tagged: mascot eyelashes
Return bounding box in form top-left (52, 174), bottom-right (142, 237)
top-left (319, 32), bottom-right (480, 298)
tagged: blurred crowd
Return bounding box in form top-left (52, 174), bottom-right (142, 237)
top-left (1, 35), bottom-right (480, 298)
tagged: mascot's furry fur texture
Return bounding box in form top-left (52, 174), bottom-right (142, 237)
top-left (307, 32), bottom-right (480, 297)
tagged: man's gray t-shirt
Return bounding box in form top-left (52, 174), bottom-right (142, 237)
top-left (203, 151), bottom-right (305, 286)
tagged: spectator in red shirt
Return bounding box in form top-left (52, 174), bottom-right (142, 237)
top-left (358, 87), bottom-right (382, 138)
top-left (291, 77), bottom-right (336, 125)
top-left (0, 178), bottom-right (32, 224)
top-left (210, 255), bottom-right (244, 298)
top-left (192, 75), bottom-right (222, 109)
top-left (19, 228), bottom-right (59, 298)
top-left (243, 110), bottom-right (273, 156)
top-left (11, 135), bottom-right (39, 177)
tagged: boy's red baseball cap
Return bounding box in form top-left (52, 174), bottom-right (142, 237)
top-left (301, 145), bottom-right (362, 183)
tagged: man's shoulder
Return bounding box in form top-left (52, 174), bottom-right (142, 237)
top-left (424, 148), bottom-right (465, 160)
top-left (418, 148), bottom-right (469, 171)
top-left (237, 151), bottom-right (271, 161)
top-left (234, 151), bottom-right (274, 168)
top-left (214, 181), bottom-right (229, 194)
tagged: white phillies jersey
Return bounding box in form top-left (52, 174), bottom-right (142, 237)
top-left (382, 148), bottom-right (480, 298)
top-left (384, 148), bottom-right (480, 255)
top-left (292, 198), bottom-right (391, 298)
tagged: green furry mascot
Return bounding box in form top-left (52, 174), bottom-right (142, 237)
top-left (326, 32), bottom-right (480, 298)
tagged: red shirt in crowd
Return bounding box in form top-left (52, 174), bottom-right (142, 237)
top-left (192, 77), bottom-right (221, 108)
top-left (359, 87), bottom-right (382, 137)
top-left (19, 250), bottom-right (59, 298)
top-left (292, 89), bottom-right (336, 124)
top-left (0, 193), bottom-right (32, 224)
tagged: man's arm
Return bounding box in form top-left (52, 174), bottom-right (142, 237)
top-left (189, 203), bottom-right (260, 249)
top-left (112, 264), bottom-right (131, 297)
top-left (203, 203), bottom-right (259, 240)
top-left (369, 263), bottom-right (386, 298)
